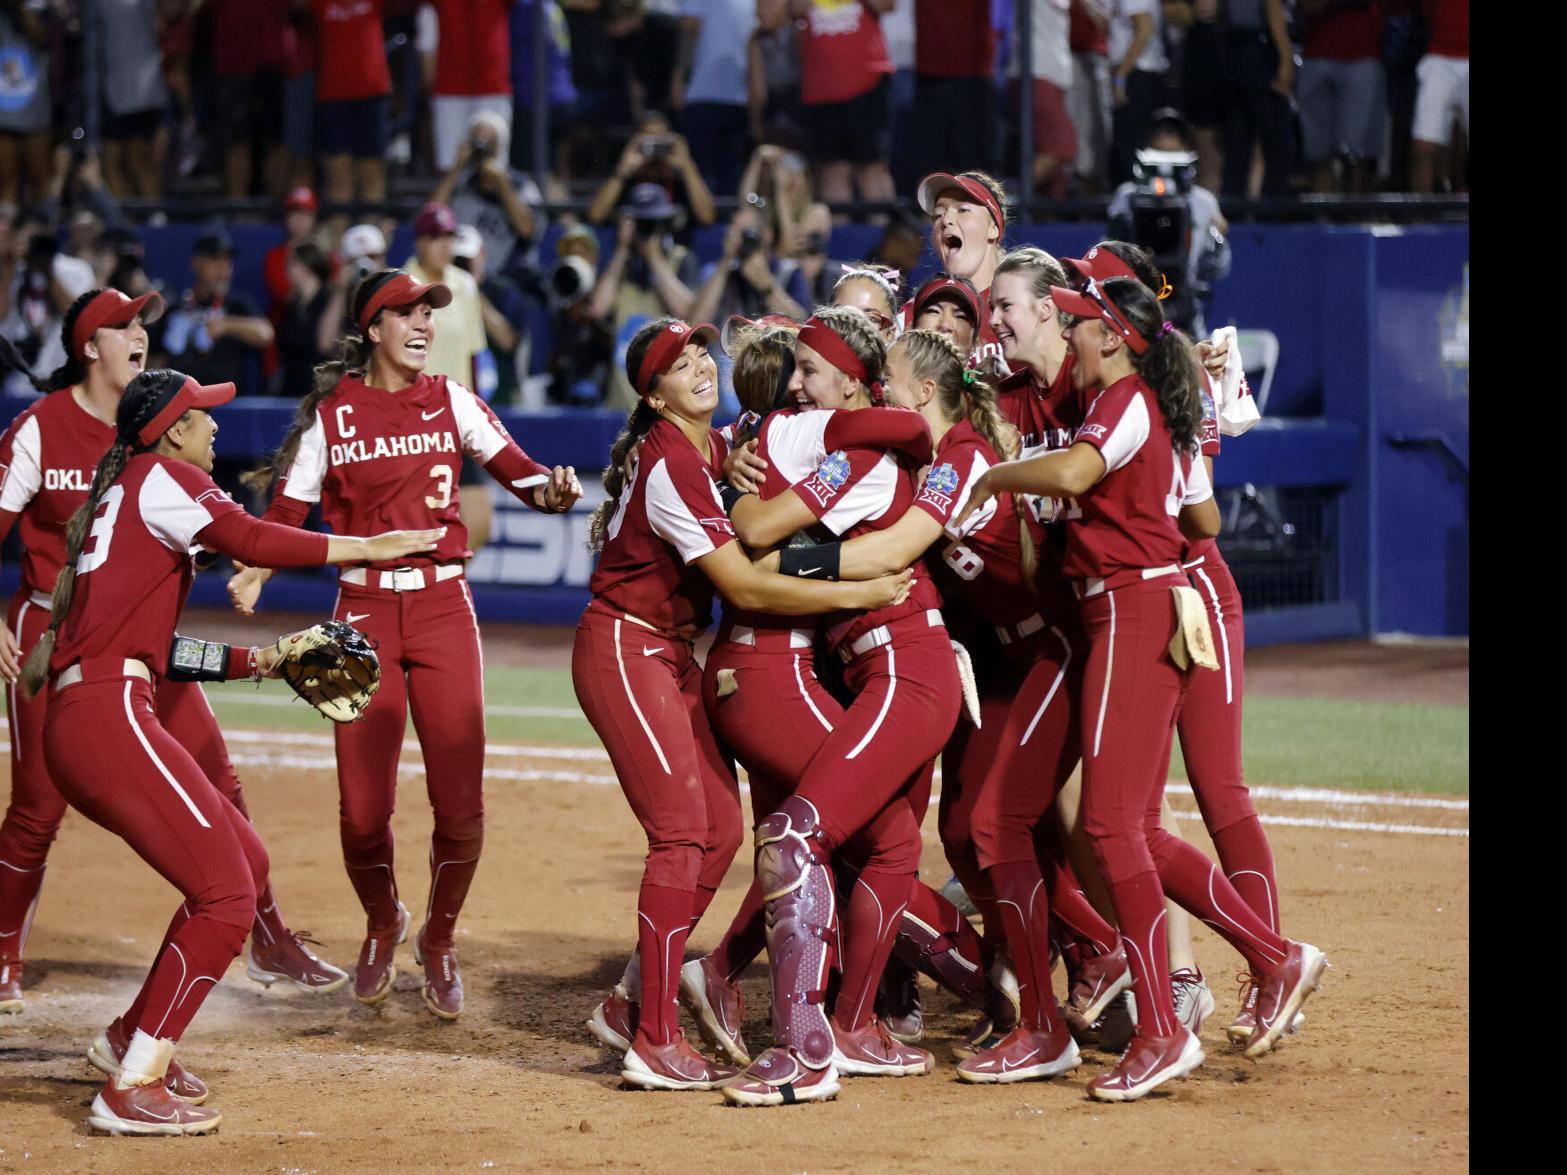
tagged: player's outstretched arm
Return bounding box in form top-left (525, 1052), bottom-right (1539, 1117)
top-left (696, 541), bottom-right (912, 616)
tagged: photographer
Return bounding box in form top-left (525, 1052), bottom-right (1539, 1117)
top-left (315, 221), bottom-right (388, 359)
top-left (453, 223), bottom-right (531, 405)
top-left (544, 224), bottom-right (614, 406)
top-left (1106, 107), bottom-right (1230, 336)
top-left (430, 109), bottom-right (543, 280)
top-left (586, 111), bottom-right (717, 228)
top-left (587, 183), bottom-right (700, 408)
top-left (273, 239), bottom-right (333, 396)
top-left (0, 212), bottom-right (73, 397)
top-left (689, 198), bottom-right (807, 329)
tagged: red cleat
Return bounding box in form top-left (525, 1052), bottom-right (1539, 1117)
top-left (88, 1019), bottom-right (208, 1104)
top-left (620, 1031), bottom-right (737, 1091)
top-left (679, 956), bottom-right (749, 1064)
top-left (1064, 941), bottom-right (1132, 1033)
top-left (413, 929), bottom-right (463, 1020)
top-left (956, 1023), bottom-right (1081, 1084)
top-left (722, 1047), bottom-right (841, 1107)
top-left (829, 1017), bottom-right (934, 1077)
top-left (353, 903), bottom-right (410, 1006)
top-left (1087, 1027), bottom-right (1205, 1102)
top-left (246, 930), bottom-right (349, 994)
top-left (0, 959), bottom-right (21, 1013)
top-left (1244, 942), bottom-right (1327, 1058)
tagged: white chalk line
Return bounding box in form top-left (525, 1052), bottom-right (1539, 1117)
top-left (204, 690), bottom-right (586, 721)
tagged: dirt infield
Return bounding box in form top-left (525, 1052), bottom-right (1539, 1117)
top-left (2, 743), bottom-right (1468, 1171)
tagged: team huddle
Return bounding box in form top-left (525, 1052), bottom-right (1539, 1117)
top-left (0, 168), bottom-right (1324, 1137)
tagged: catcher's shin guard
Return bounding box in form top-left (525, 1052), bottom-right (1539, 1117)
top-left (893, 905), bottom-right (996, 1017)
top-left (757, 797), bottom-right (837, 1068)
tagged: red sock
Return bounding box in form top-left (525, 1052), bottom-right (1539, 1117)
top-left (1107, 871), bottom-right (1179, 1038)
top-left (1212, 817), bottom-right (1281, 933)
top-left (250, 883), bottom-right (290, 949)
top-left (121, 903), bottom-right (190, 1033)
top-left (836, 868), bottom-right (912, 1031)
top-left (344, 844), bottom-right (401, 931)
top-left (986, 860), bottom-right (1059, 1030)
top-left (1042, 856), bottom-right (1118, 956)
top-left (422, 836), bottom-right (482, 950)
top-left (636, 882), bottom-right (694, 1045)
top-left (710, 879), bottom-right (767, 983)
top-left (1153, 838), bottom-right (1288, 974)
top-left (0, 861), bottom-right (45, 958)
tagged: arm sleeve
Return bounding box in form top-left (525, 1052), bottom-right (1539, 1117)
top-left (644, 454), bottom-right (737, 565)
top-left (1073, 387), bottom-right (1149, 477)
top-left (823, 407), bottom-right (933, 466)
top-left (195, 511), bottom-right (333, 568)
top-left (261, 492), bottom-right (312, 528)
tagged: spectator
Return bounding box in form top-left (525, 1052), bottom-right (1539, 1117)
top-left (1410, 0), bottom-right (1467, 193)
top-left (310, 0), bottom-right (391, 214)
top-left (1107, 0), bottom-right (1170, 186)
top-left (402, 200), bottom-right (487, 388)
top-left (160, 0), bottom-right (202, 181)
top-left (689, 200), bottom-right (808, 329)
top-left (603, 0), bottom-right (684, 118)
top-left (866, 208), bottom-right (923, 276)
top-left (587, 182), bottom-right (699, 408)
top-left (676, 0), bottom-right (756, 195)
top-left (1166, 0), bottom-right (1224, 193)
top-left (1296, 1), bottom-right (1385, 194)
top-left (274, 239), bottom-right (333, 395)
top-left (453, 222), bottom-right (532, 405)
top-left (509, 0), bottom-right (578, 181)
top-left (545, 223), bottom-right (614, 406)
top-left (737, 143), bottom-right (832, 277)
top-left (587, 110), bottom-right (717, 227)
top-left (912, 0), bottom-right (997, 180)
top-left (264, 187), bottom-right (325, 324)
top-left (418, 0), bottom-right (514, 172)
top-left (88, 0), bottom-right (167, 200)
top-left (56, 211), bottom-right (102, 300)
top-left (209, 0), bottom-right (289, 199)
top-left (0, 1), bottom-right (54, 207)
top-left (1107, 107), bottom-right (1230, 336)
top-left (280, 3), bottom-right (319, 190)
top-left (98, 223), bottom-right (162, 302)
top-left (1067, 0), bottom-right (1114, 193)
top-left (751, 0), bottom-right (804, 146)
top-left (430, 109), bottom-right (543, 281)
top-left (879, 0), bottom-right (917, 191)
top-left (1016, 0), bottom-right (1078, 199)
top-left (314, 219), bottom-right (388, 364)
top-left (791, 0), bottom-right (898, 207)
top-left (0, 213), bottom-right (74, 396)
top-left (1219, 0), bottom-right (1296, 198)
top-left (152, 228), bottom-right (274, 390)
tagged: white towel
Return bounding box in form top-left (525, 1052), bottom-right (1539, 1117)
top-left (1210, 325), bottom-right (1262, 437)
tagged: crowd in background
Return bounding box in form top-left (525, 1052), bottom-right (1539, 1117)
top-left (0, 0), bottom-right (1468, 406)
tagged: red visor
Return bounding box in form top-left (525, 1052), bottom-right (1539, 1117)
top-left (136, 376), bottom-right (236, 446)
top-left (797, 316), bottom-right (873, 387)
top-left (635, 320), bottom-right (718, 395)
top-left (916, 172), bottom-right (1005, 234)
top-left (912, 276), bottom-right (980, 325)
top-left (356, 273), bottom-right (453, 334)
top-left (1050, 280), bottom-right (1152, 356)
top-left (1061, 245), bottom-right (1138, 286)
top-left (72, 289), bottom-right (164, 364)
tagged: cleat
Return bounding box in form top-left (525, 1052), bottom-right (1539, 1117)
top-left (1063, 941), bottom-right (1132, 1034)
top-left (1171, 968), bottom-right (1215, 1035)
top-left (588, 986), bottom-right (637, 1052)
top-left (679, 957), bottom-right (750, 1064)
top-left (829, 1017), bottom-right (934, 1077)
top-left (1087, 1027), bottom-right (1205, 1102)
top-left (620, 1032), bottom-right (737, 1091)
top-left (952, 1015), bottom-right (1005, 1060)
top-left (1244, 943), bottom-right (1328, 1058)
top-left (876, 955), bottom-right (923, 1044)
top-left (956, 1023), bottom-right (1081, 1084)
top-left (412, 928), bottom-right (463, 1020)
top-left (353, 903), bottom-right (409, 1006)
top-left (722, 1046), bottom-right (841, 1107)
top-left (246, 931), bottom-right (349, 994)
top-left (0, 959), bottom-right (22, 1013)
top-left (88, 1081), bottom-right (221, 1136)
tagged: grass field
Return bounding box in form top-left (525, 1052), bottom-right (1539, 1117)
top-left (203, 663), bottom-right (1471, 796)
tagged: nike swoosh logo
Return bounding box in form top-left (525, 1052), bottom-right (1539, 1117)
top-left (422, 408), bottom-right (446, 421)
top-left (141, 1106), bottom-right (178, 1121)
top-left (1000, 1049), bottom-right (1042, 1072)
top-left (345, 612), bottom-right (371, 625)
top-left (796, 566), bottom-right (821, 576)
top-left (642, 647), bottom-right (660, 657)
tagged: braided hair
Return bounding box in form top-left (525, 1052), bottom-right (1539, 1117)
top-left (21, 369), bottom-right (189, 696)
top-left (0, 290), bottom-right (103, 394)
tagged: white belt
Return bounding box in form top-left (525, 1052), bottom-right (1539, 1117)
top-left (1077, 565), bottom-right (1181, 600)
top-left (1181, 555), bottom-right (1206, 571)
top-left (730, 625), bottom-right (813, 649)
top-left (845, 608), bottom-right (944, 660)
top-left (340, 564), bottom-right (463, 592)
top-left (995, 613), bottom-right (1045, 646)
top-left (29, 590), bottom-right (52, 610)
top-left (54, 659), bottom-right (151, 690)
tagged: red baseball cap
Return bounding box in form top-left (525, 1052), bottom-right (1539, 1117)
top-left (1051, 279), bottom-right (1151, 356)
top-left (354, 272), bottom-right (453, 333)
top-left (1061, 244), bottom-right (1138, 286)
top-left (916, 172), bottom-right (1005, 234)
top-left (71, 288), bottom-right (165, 364)
top-left (134, 375), bottom-right (236, 446)
top-left (911, 275), bottom-right (980, 326)
top-left (284, 187), bottom-right (318, 214)
top-left (720, 313), bottom-right (798, 358)
top-left (635, 320), bottom-right (718, 396)
top-left (414, 201), bottom-right (459, 238)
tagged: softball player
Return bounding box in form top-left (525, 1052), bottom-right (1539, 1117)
top-left (230, 271), bottom-right (582, 1021)
top-left (831, 265), bottom-right (902, 348)
top-left (913, 171), bottom-right (1009, 371)
top-left (575, 317), bottom-right (913, 1092)
top-left (20, 367), bottom-right (438, 1134)
top-left (0, 291), bottom-right (346, 1018)
top-left (959, 277), bottom-right (1327, 1101)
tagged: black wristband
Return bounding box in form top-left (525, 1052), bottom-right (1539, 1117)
top-left (166, 635), bottom-right (231, 682)
top-left (718, 483), bottom-right (746, 515)
top-left (778, 543), bottom-right (841, 581)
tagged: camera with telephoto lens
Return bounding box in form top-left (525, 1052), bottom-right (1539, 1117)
top-left (550, 256), bottom-right (597, 305)
top-left (351, 254), bottom-right (378, 282)
top-left (1127, 148), bottom-right (1199, 283)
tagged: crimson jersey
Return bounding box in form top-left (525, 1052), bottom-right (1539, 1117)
top-left (996, 351), bottom-right (1083, 457)
top-left (590, 420), bottom-right (735, 639)
top-left (1062, 375), bottom-right (1213, 582)
top-left (270, 373), bottom-right (549, 567)
top-left (49, 456), bottom-right (255, 677)
top-left (0, 391), bottom-right (115, 596)
top-left (911, 420), bottom-right (1044, 628)
top-left (788, 435), bottom-right (942, 651)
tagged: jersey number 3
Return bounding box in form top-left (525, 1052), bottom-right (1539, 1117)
top-left (426, 465), bottom-right (454, 509)
top-left (76, 484), bottom-right (126, 575)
